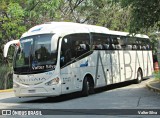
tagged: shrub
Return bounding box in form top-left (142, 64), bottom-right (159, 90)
top-left (153, 70), bottom-right (160, 80)
top-left (0, 65), bottom-right (13, 90)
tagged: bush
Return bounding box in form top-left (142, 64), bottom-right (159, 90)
top-left (0, 65), bottom-right (13, 90)
top-left (153, 70), bottom-right (160, 80)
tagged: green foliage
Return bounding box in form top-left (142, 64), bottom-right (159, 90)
top-left (58, 0), bottom-right (131, 31)
top-left (149, 33), bottom-right (159, 55)
top-left (120, 0), bottom-right (160, 33)
top-left (1, 2), bottom-right (26, 41)
top-left (153, 71), bottom-right (160, 80)
top-left (0, 65), bottom-right (13, 90)
top-left (7, 2), bottom-right (24, 18)
top-left (24, 0), bottom-right (61, 28)
top-left (0, 0), bottom-right (60, 64)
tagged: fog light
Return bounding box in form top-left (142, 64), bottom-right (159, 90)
top-left (45, 77), bottom-right (59, 86)
top-left (13, 83), bottom-right (20, 88)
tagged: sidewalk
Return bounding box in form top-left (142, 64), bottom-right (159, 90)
top-left (146, 79), bottom-right (160, 93)
top-left (0, 89), bottom-right (13, 93)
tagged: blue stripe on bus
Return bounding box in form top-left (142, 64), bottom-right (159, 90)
top-left (80, 60), bottom-right (88, 67)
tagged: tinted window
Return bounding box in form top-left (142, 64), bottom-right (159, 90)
top-left (60, 33), bottom-right (90, 67)
top-left (110, 35), bottom-right (123, 50)
top-left (92, 33), bottom-right (110, 50)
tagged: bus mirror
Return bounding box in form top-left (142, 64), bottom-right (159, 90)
top-left (3, 40), bottom-right (19, 57)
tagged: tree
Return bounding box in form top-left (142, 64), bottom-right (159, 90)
top-left (58, 0), bottom-right (131, 31)
top-left (0, 1), bottom-right (26, 64)
top-left (24, 0), bottom-right (61, 28)
top-left (120, 0), bottom-right (160, 33)
top-left (0, 0), bottom-right (60, 64)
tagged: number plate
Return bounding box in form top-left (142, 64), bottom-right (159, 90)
top-left (28, 89), bottom-right (35, 93)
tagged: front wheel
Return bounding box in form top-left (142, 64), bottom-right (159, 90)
top-left (81, 76), bottom-right (94, 97)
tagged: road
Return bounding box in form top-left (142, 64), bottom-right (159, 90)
top-left (0, 78), bottom-right (160, 118)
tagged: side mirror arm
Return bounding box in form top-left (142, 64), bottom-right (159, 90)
top-left (3, 40), bottom-right (19, 58)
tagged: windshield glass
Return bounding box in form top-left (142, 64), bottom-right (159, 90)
top-left (14, 34), bottom-right (57, 74)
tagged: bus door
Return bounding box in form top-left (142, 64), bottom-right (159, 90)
top-left (60, 61), bottom-right (82, 94)
top-left (60, 37), bottom-right (74, 94)
top-left (71, 62), bottom-right (81, 90)
top-left (60, 35), bottom-right (82, 93)
top-left (60, 65), bottom-right (73, 94)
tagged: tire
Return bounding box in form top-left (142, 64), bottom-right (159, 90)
top-left (82, 77), bottom-right (89, 97)
top-left (135, 69), bottom-right (143, 84)
top-left (81, 76), bottom-right (94, 97)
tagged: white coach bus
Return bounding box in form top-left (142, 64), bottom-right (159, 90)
top-left (4, 22), bottom-right (153, 97)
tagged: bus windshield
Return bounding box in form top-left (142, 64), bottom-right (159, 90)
top-left (14, 34), bottom-right (57, 74)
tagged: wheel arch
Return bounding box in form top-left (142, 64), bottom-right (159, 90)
top-left (138, 67), bottom-right (143, 78)
top-left (82, 73), bottom-right (94, 88)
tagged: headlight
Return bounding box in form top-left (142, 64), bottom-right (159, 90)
top-left (45, 77), bottom-right (59, 86)
top-left (13, 83), bottom-right (20, 88)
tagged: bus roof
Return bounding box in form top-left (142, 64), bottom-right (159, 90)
top-left (21, 22), bottom-right (109, 38)
top-left (109, 30), bottom-right (149, 38)
top-left (21, 22), bottom-right (149, 39)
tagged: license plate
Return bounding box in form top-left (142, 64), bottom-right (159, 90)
top-left (28, 89), bottom-right (35, 93)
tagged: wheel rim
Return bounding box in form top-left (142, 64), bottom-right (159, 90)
top-left (137, 71), bottom-right (141, 81)
top-left (87, 81), bottom-right (90, 91)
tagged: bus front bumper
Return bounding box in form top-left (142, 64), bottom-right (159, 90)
top-left (13, 86), bottom-right (61, 97)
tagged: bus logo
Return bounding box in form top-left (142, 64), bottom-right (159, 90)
top-left (80, 60), bottom-right (88, 67)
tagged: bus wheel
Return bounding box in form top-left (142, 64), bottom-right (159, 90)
top-left (82, 76), bottom-right (94, 97)
top-left (135, 69), bottom-right (143, 84)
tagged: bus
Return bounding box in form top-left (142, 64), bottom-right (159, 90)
top-left (3, 22), bottom-right (153, 97)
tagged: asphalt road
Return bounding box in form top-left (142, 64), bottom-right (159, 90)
top-left (0, 78), bottom-right (160, 118)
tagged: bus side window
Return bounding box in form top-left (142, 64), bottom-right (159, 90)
top-left (119, 36), bottom-right (126, 50)
top-left (61, 33), bottom-right (90, 66)
top-left (60, 37), bottom-right (72, 67)
top-left (141, 38), bottom-right (150, 50)
top-left (92, 33), bottom-right (110, 50)
top-left (146, 39), bottom-right (152, 50)
top-left (110, 35), bottom-right (122, 50)
top-left (132, 45), bottom-right (137, 50)
top-left (135, 38), bottom-right (145, 50)
top-left (109, 38), bottom-right (115, 50)
top-left (126, 37), bottom-right (134, 50)
top-left (71, 34), bottom-right (90, 58)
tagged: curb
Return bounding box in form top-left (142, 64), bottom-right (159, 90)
top-left (146, 80), bottom-right (160, 93)
top-left (0, 89), bottom-right (13, 93)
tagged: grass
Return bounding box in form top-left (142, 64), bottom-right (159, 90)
top-left (0, 65), bottom-right (13, 90)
